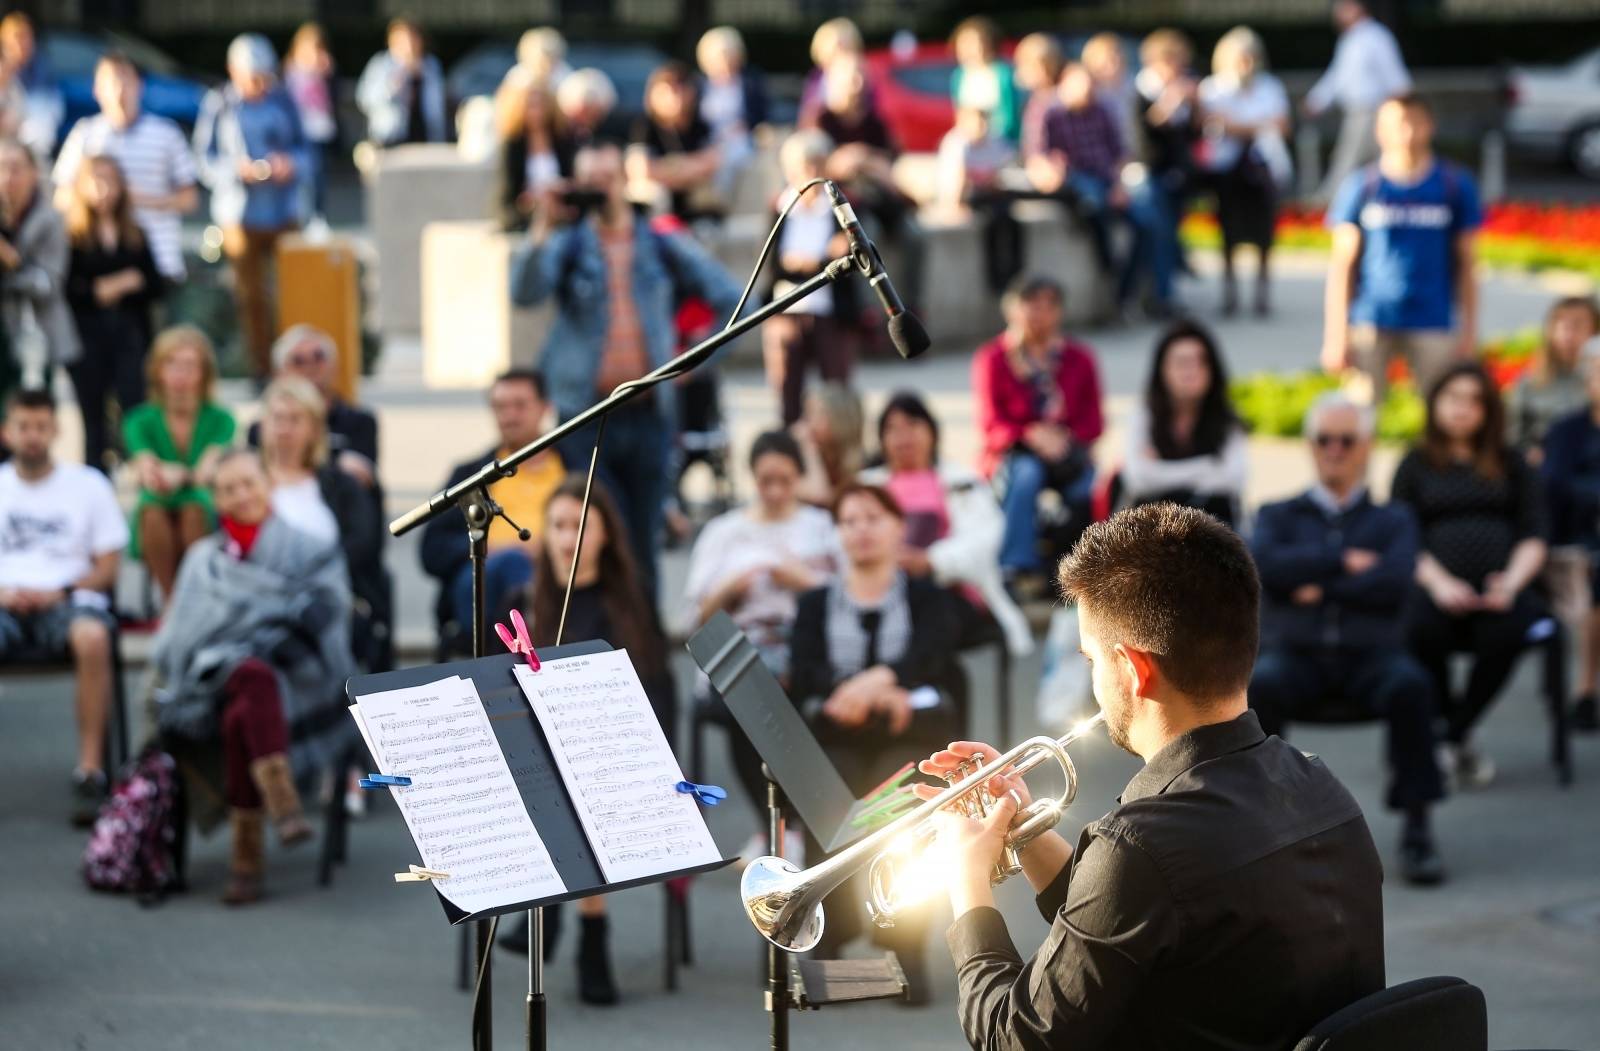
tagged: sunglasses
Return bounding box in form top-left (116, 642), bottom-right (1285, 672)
top-left (1313, 434), bottom-right (1360, 450)
top-left (288, 350), bottom-right (329, 367)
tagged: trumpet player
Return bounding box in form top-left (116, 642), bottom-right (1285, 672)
top-left (918, 504), bottom-right (1385, 1050)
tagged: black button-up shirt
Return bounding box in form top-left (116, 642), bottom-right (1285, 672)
top-left (947, 710), bottom-right (1385, 1051)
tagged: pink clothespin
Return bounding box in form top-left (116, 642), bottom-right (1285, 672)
top-left (494, 609), bottom-right (541, 671)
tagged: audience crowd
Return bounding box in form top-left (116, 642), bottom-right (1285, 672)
top-left (0, 3), bottom-right (1595, 1015)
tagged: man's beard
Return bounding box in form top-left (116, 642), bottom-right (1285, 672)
top-left (1102, 679), bottom-right (1136, 756)
top-left (12, 449), bottom-right (49, 475)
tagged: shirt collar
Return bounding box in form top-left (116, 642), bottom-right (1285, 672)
top-left (1307, 483), bottom-right (1368, 517)
top-left (1120, 709), bottom-right (1266, 804)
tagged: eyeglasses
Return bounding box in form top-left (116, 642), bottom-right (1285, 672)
top-left (288, 350), bottom-right (329, 367)
top-left (1313, 434), bottom-right (1360, 450)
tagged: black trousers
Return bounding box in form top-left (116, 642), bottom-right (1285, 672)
top-left (1406, 586), bottom-right (1547, 744)
top-left (69, 334), bottom-right (146, 473)
top-left (1250, 645), bottom-right (1445, 810)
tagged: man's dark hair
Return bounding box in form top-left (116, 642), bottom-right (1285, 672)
top-left (1059, 503), bottom-right (1260, 702)
top-left (491, 368), bottom-right (546, 401)
top-left (96, 50), bottom-right (142, 80)
top-left (748, 429), bottom-right (804, 472)
top-left (1384, 92), bottom-right (1432, 117)
top-left (1004, 272), bottom-right (1065, 307)
top-left (5, 387), bottom-right (55, 415)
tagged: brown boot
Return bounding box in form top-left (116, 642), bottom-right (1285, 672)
top-left (250, 753), bottom-right (313, 847)
top-left (222, 808), bottom-right (265, 905)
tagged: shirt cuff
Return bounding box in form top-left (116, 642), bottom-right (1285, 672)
top-left (946, 906), bottom-right (1022, 971)
top-left (1035, 854), bottom-right (1076, 922)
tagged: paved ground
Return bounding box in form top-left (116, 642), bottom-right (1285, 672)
top-left (3, 260), bottom-right (1598, 1049)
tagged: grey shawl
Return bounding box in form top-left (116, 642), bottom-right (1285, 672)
top-left (1, 191), bottom-right (80, 370)
top-left (151, 516), bottom-right (356, 779)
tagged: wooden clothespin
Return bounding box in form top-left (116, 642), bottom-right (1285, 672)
top-left (494, 609), bottom-right (541, 671)
top-left (394, 864), bottom-right (450, 883)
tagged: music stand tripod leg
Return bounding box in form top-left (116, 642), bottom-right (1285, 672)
top-left (764, 764), bottom-right (790, 1051)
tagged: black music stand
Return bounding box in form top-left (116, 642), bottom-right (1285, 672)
top-left (687, 614), bottom-right (910, 1050)
top-left (346, 648), bottom-right (738, 986)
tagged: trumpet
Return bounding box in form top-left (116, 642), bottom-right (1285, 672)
top-left (741, 712), bottom-right (1106, 953)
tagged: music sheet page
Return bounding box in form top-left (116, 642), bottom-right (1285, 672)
top-left (515, 651), bottom-right (721, 884)
top-left (353, 676), bottom-right (567, 913)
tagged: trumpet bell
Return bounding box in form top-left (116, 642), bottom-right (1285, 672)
top-left (742, 855), bottom-right (826, 953)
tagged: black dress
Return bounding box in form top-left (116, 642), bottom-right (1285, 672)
top-left (1391, 448), bottom-right (1549, 743)
top-left (628, 114), bottom-right (717, 222)
top-left (65, 233), bottom-right (163, 472)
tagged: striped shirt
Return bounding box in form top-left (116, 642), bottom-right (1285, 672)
top-left (53, 112), bottom-right (198, 279)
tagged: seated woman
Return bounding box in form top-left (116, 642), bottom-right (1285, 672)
top-left (497, 476), bottom-right (676, 1004)
top-left (1120, 321), bottom-right (1248, 526)
top-left (627, 61), bottom-right (721, 223)
top-left (496, 74), bottom-right (573, 232)
top-left (1538, 344), bottom-right (1600, 730)
top-left (1393, 364), bottom-right (1549, 788)
top-left (258, 376), bottom-right (390, 677)
top-left (1505, 294), bottom-right (1599, 465)
top-left (695, 26), bottom-right (768, 199)
top-left (787, 483), bottom-right (968, 1003)
top-left (151, 450), bottom-right (354, 904)
top-left (859, 391), bottom-right (1033, 656)
top-left (793, 380), bottom-right (864, 509)
top-left (684, 431), bottom-right (836, 817)
top-left (123, 325), bottom-right (235, 603)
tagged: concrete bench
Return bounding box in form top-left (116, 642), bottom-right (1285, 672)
top-left (367, 144), bottom-right (498, 336)
top-left (916, 199), bottom-right (1111, 343)
top-left (420, 221), bottom-right (550, 390)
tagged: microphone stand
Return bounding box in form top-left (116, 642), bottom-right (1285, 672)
top-left (390, 252), bottom-right (861, 1051)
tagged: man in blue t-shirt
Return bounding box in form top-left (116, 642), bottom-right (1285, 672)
top-left (1322, 94), bottom-right (1481, 401)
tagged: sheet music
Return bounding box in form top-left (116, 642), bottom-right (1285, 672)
top-left (353, 676), bottom-right (567, 913)
top-left (516, 651), bottom-right (721, 884)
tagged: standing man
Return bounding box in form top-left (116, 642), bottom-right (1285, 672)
top-left (1304, 0), bottom-right (1412, 204)
top-left (193, 34), bottom-right (307, 380)
top-left (1250, 392), bottom-right (1446, 885)
top-left (918, 504), bottom-right (1385, 1049)
top-left (53, 51), bottom-right (200, 285)
top-left (1322, 94), bottom-right (1481, 403)
top-left (356, 17), bottom-right (448, 148)
top-left (509, 142), bottom-right (742, 596)
top-left (0, 389), bottom-right (128, 825)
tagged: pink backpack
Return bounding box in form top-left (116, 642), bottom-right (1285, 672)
top-left (82, 749), bottom-right (186, 904)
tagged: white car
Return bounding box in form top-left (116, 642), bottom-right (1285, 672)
top-left (1505, 48), bottom-right (1600, 179)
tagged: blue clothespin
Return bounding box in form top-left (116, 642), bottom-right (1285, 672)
top-left (360, 773), bottom-right (413, 789)
top-left (495, 608), bottom-right (541, 671)
top-left (675, 780), bottom-right (727, 807)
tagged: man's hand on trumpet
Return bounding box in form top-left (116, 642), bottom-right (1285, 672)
top-left (908, 741), bottom-right (1078, 917)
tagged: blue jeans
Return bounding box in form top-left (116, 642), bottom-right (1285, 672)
top-left (558, 405), bottom-right (670, 600)
top-left (1066, 172), bottom-right (1175, 308)
top-left (450, 547), bottom-right (535, 632)
top-left (998, 450), bottom-right (1095, 574)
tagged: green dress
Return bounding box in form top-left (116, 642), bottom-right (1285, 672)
top-left (123, 401), bottom-right (236, 558)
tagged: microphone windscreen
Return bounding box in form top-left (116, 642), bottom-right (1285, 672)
top-left (888, 312), bottom-right (932, 360)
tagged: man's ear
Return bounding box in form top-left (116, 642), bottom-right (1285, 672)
top-left (1115, 642), bottom-right (1160, 700)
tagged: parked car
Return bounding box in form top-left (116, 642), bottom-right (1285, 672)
top-left (445, 40), bottom-right (666, 139)
top-left (863, 34), bottom-right (1137, 153)
top-left (49, 29), bottom-right (212, 145)
top-left (1505, 48), bottom-right (1600, 180)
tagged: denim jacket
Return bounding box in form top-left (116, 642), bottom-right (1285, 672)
top-left (193, 85), bottom-right (307, 229)
top-left (356, 52), bottom-right (448, 146)
top-left (509, 218), bottom-right (743, 423)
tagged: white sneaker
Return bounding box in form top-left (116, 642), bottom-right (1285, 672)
top-left (1437, 743), bottom-right (1496, 791)
top-left (344, 785), bottom-right (368, 818)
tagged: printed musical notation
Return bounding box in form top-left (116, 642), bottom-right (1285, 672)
top-left (350, 676), bottom-right (566, 914)
top-left (516, 651), bottom-right (721, 884)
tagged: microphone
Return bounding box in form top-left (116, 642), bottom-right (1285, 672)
top-left (823, 181), bottom-right (931, 359)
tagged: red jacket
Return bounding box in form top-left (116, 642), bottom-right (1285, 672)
top-left (972, 332), bottom-right (1105, 478)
